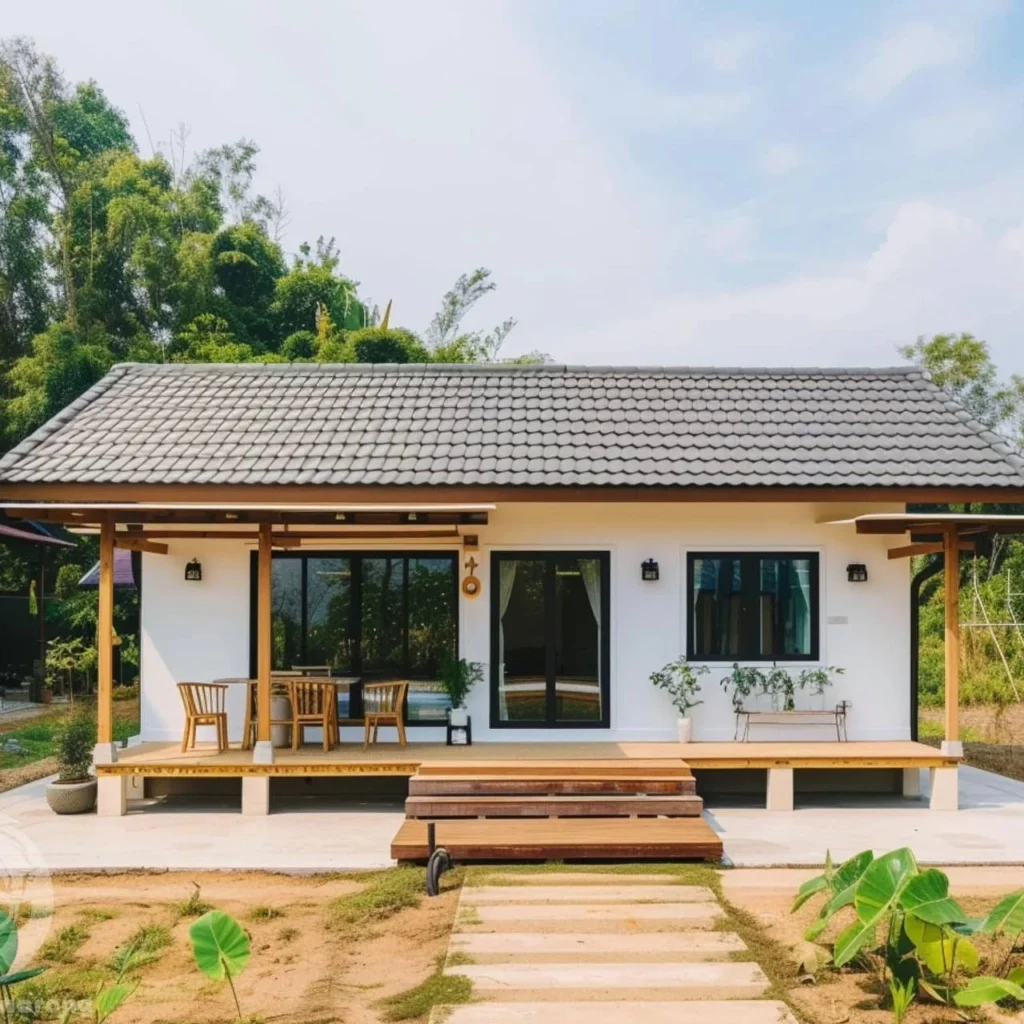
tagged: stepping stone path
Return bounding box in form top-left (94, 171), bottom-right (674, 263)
top-left (430, 871), bottom-right (798, 1023)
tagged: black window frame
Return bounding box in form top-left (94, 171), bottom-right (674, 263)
top-left (489, 550), bottom-right (612, 730)
top-left (685, 550), bottom-right (820, 663)
top-left (248, 549), bottom-right (459, 726)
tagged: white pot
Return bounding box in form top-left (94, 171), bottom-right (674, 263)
top-left (677, 717), bottom-right (693, 744)
top-left (449, 706), bottom-right (469, 727)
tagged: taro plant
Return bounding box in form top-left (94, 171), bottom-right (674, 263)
top-left (720, 664), bottom-right (765, 713)
top-left (649, 658), bottom-right (709, 716)
top-left (189, 909), bottom-right (252, 1021)
top-left (0, 908), bottom-right (46, 1024)
top-left (61, 939), bottom-right (144, 1024)
top-left (793, 847), bottom-right (1024, 1018)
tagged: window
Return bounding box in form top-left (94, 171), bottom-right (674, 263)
top-left (250, 551), bottom-right (458, 724)
top-left (687, 552), bottom-right (819, 661)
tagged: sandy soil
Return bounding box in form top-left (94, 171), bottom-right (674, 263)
top-left (8, 870), bottom-right (460, 1024)
top-left (724, 867), bottom-right (1022, 1024)
top-left (921, 703), bottom-right (1024, 782)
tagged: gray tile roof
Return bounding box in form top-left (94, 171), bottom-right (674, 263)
top-left (2, 362), bottom-right (1023, 489)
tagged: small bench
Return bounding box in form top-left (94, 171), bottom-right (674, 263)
top-left (735, 701), bottom-right (850, 741)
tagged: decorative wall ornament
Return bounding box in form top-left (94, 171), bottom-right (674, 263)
top-left (462, 555), bottom-right (481, 598)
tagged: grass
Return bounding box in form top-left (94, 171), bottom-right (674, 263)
top-left (325, 868), bottom-right (430, 936)
top-left (250, 905), bottom-right (283, 921)
top-left (108, 923), bottom-right (173, 973)
top-left (78, 907), bottom-right (117, 923)
top-left (177, 883), bottom-right (213, 919)
top-left (37, 924), bottom-right (90, 964)
top-left (377, 969), bottom-right (473, 1022)
top-left (277, 926), bottom-right (299, 943)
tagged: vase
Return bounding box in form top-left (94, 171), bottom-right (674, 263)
top-left (450, 706), bottom-right (469, 728)
top-left (677, 717), bottom-right (693, 744)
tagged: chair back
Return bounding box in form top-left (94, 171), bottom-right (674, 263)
top-left (289, 679), bottom-right (334, 716)
top-left (363, 681), bottom-right (408, 715)
top-left (177, 682), bottom-right (227, 716)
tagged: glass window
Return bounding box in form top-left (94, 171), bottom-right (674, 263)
top-left (688, 552), bottom-right (818, 661)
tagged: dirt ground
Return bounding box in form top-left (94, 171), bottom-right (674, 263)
top-left (724, 867), bottom-right (1024, 1024)
top-left (920, 703), bottom-right (1024, 782)
top-left (5, 870), bottom-right (460, 1024)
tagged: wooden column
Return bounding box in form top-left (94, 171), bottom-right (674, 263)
top-left (256, 523), bottom-right (272, 744)
top-left (943, 525), bottom-right (960, 744)
top-left (97, 518), bottom-right (115, 746)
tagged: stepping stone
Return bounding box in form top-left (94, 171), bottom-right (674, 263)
top-left (464, 902), bottom-right (722, 927)
top-left (450, 930), bottom-right (746, 962)
top-left (430, 1002), bottom-right (798, 1024)
top-left (447, 961), bottom-right (770, 1000)
top-left (468, 872), bottom-right (682, 886)
top-left (465, 885), bottom-right (712, 904)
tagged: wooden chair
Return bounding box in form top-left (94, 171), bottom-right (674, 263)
top-left (177, 683), bottom-right (228, 753)
top-left (241, 680), bottom-right (297, 750)
top-left (289, 679), bottom-right (338, 752)
top-left (363, 681), bottom-right (408, 748)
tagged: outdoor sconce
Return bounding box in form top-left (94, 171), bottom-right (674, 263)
top-left (184, 559), bottom-right (203, 582)
top-left (641, 559), bottom-right (660, 582)
top-left (847, 563), bottom-right (868, 583)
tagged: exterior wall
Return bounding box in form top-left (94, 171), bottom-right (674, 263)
top-left (140, 501), bottom-right (909, 744)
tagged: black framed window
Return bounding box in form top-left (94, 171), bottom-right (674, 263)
top-left (687, 552), bottom-right (819, 661)
top-left (250, 551), bottom-right (458, 724)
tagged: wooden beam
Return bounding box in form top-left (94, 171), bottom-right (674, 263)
top-left (114, 537), bottom-right (168, 555)
top-left (256, 524), bottom-right (272, 744)
top-left (944, 526), bottom-right (960, 744)
top-left (888, 540), bottom-right (975, 560)
top-left (97, 518), bottom-right (115, 746)
top-left (117, 529), bottom-right (461, 541)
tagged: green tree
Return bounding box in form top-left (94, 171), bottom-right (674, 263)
top-left (271, 237), bottom-right (366, 338)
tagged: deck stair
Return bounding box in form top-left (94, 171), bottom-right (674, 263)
top-left (392, 758), bottom-right (722, 861)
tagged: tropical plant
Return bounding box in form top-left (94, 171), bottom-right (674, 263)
top-left (721, 664), bottom-right (765, 712)
top-left (439, 656), bottom-right (483, 711)
top-left (793, 847), bottom-right (1024, 1017)
top-left (189, 910), bottom-right (252, 1021)
top-left (0, 908), bottom-right (46, 1024)
top-left (764, 663), bottom-right (794, 710)
top-left (649, 658), bottom-right (710, 716)
top-left (54, 711), bottom-right (95, 782)
top-left (797, 665), bottom-right (845, 697)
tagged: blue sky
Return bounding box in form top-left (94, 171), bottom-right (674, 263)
top-left (7, 0), bottom-right (1024, 369)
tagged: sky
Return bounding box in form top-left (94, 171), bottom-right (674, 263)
top-left (6, 0), bottom-right (1024, 369)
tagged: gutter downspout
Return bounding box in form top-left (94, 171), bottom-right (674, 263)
top-left (910, 554), bottom-right (943, 741)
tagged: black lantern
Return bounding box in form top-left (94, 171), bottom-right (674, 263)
top-left (641, 558), bottom-right (660, 581)
top-left (184, 559), bottom-right (203, 582)
top-left (847, 563), bottom-right (868, 583)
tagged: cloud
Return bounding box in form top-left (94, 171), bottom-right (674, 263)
top-left (849, 21), bottom-right (964, 101)
top-left (706, 211), bottom-right (756, 261)
top-left (703, 31), bottom-right (760, 74)
top-left (757, 143), bottom-right (802, 176)
top-left (635, 90), bottom-right (751, 126)
top-left (537, 202), bottom-right (1024, 371)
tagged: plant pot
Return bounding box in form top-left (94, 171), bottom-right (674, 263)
top-left (677, 717), bottom-right (693, 744)
top-left (40, 688), bottom-right (52, 706)
top-left (449, 706), bottom-right (469, 728)
top-left (46, 778), bottom-right (97, 815)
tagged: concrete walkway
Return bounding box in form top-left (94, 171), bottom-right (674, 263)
top-left (432, 871), bottom-right (797, 1023)
top-left (0, 765), bottom-right (1021, 872)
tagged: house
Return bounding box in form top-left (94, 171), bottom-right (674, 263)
top-left (2, 362), bottom-right (1022, 827)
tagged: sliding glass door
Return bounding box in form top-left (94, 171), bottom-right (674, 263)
top-left (491, 552), bottom-right (610, 729)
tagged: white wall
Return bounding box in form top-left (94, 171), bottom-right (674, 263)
top-left (140, 501), bottom-right (909, 744)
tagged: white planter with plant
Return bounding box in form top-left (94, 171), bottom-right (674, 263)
top-left (440, 655), bottom-right (484, 727)
top-left (649, 658), bottom-right (709, 743)
top-left (46, 712), bottom-right (97, 815)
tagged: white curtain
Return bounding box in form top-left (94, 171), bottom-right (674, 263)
top-left (578, 558), bottom-right (602, 691)
top-left (497, 560), bottom-right (518, 721)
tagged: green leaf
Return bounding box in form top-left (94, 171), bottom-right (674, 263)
top-left (834, 848), bottom-right (917, 967)
top-left (954, 975), bottom-right (1024, 1007)
top-left (917, 936), bottom-right (979, 976)
top-left (900, 869), bottom-right (967, 926)
top-left (792, 874), bottom-right (829, 913)
top-left (980, 888), bottom-right (1024, 936)
top-left (798, 850), bottom-right (873, 933)
top-left (189, 910), bottom-right (250, 982)
top-left (904, 913), bottom-right (944, 948)
top-left (95, 982), bottom-right (137, 1023)
top-left (1009, 966), bottom-right (1024, 987)
top-left (0, 909), bottom-right (17, 976)
top-left (0, 967), bottom-right (46, 986)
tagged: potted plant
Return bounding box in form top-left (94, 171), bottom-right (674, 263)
top-left (46, 712), bottom-right (97, 814)
top-left (721, 663), bottom-right (764, 714)
top-left (649, 658), bottom-right (709, 743)
top-left (440, 656), bottom-right (483, 727)
top-left (765, 663), bottom-right (795, 711)
top-left (797, 665), bottom-right (845, 709)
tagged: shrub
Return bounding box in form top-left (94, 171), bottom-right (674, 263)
top-left (55, 713), bottom-right (95, 782)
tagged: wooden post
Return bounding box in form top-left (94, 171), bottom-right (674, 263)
top-left (257, 523), bottom-right (272, 745)
top-left (97, 517), bottom-right (114, 746)
top-left (943, 526), bottom-right (960, 745)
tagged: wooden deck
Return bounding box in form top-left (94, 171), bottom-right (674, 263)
top-left (97, 739), bottom-right (958, 777)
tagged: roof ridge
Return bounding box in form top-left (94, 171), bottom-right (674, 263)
top-left (0, 364), bottom-right (130, 473)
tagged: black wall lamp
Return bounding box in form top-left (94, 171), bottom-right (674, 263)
top-left (184, 559), bottom-right (203, 582)
top-left (847, 563), bottom-right (868, 583)
top-left (641, 559), bottom-right (660, 581)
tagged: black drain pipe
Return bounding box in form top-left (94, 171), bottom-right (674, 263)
top-left (910, 554), bottom-right (943, 741)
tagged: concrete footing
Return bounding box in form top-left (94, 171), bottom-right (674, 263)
top-left (242, 776), bottom-right (270, 816)
top-left (930, 766), bottom-right (959, 811)
top-left (97, 775), bottom-right (127, 817)
top-left (902, 767), bottom-right (923, 798)
top-left (766, 767), bottom-right (794, 811)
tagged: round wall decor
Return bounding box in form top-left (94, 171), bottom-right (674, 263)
top-left (461, 575), bottom-right (481, 598)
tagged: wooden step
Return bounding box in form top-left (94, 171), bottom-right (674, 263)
top-left (409, 776), bottom-right (695, 796)
top-left (413, 759), bottom-right (692, 779)
top-left (405, 794), bottom-right (704, 818)
top-left (390, 817), bottom-right (723, 861)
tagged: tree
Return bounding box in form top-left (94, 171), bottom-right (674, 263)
top-left (271, 237), bottom-right (366, 338)
top-left (346, 326), bottom-right (428, 364)
top-left (426, 267), bottom-right (517, 362)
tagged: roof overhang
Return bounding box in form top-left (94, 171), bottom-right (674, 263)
top-left (823, 513), bottom-right (1024, 535)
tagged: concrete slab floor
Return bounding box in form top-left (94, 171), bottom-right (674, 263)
top-left (0, 764), bottom-right (1020, 873)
